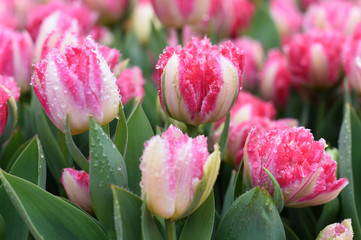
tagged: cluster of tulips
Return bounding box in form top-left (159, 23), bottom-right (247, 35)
top-left (0, 0), bottom-right (361, 239)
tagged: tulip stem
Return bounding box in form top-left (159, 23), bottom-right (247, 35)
top-left (186, 124), bottom-right (198, 138)
top-left (165, 219), bottom-right (177, 240)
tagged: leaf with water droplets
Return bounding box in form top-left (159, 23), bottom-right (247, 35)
top-left (114, 103), bottom-right (127, 157)
top-left (89, 117), bottom-right (128, 239)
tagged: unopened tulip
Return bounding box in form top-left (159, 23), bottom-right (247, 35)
top-left (316, 219), bottom-right (353, 240)
top-left (116, 66), bottom-right (145, 104)
top-left (0, 75), bottom-right (20, 137)
top-left (0, 27), bottom-right (33, 91)
top-left (244, 127), bottom-right (349, 207)
top-left (140, 125), bottom-right (220, 220)
top-left (61, 168), bottom-right (93, 215)
top-left (157, 37), bottom-right (244, 126)
top-left (81, 0), bottom-right (128, 23)
top-left (151, 0), bottom-right (210, 28)
top-left (32, 37), bottom-right (120, 135)
top-left (284, 30), bottom-right (344, 88)
top-left (259, 50), bottom-right (291, 108)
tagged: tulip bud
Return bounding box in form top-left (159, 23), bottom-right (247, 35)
top-left (31, 36), bottom-right (120, 135)
top-left (116, 66), bottom-right (145, 104)
top-left (61, 168), bottom-right (93, 215)
top-left (259, 50), bottom-right (291, 108)
top-left (243, 127), bottom-right (349, 207)
top-left (316, 219), bottom-right (353, 240)
top-left (284, 30), bottom-right (344, 88)
top-left (140, 125), bottom-right (221, 220)
top-left (151, 0), bottom-right (210, 28)
top-left (0, 75), bottom-right (20, 137)
top-left (157, 37), bottom-right (244, 126)
top-left (0, 27), bottom-right (33, 91)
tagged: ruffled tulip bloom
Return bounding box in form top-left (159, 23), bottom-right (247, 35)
top-left (151, 0), bottom-right (210, 28)
top-left (157, 37), bottom-right (245, 126)
top-left (259, 50), bottom-right (291, 108)
top-left (243, 127), bottom-right (349, 207)
top-left (31, 37), bottom-right (120, 135)
top-left (303, 1), bottom-right (361, 35)
top-left (61, 168), bottom-right (93, 215)
top-left (116, 66), bottom-right (145, 104)
top-left (140, 125), bottom-right (221, 220)
top-left (0, 27), bottom-right (33, 91)
top-left (80, 0), bottom-right (128, 23)
top-left (316, 219), bottom-right (353, 240)
top-left (0, 75), bottom-right (20, 137)
top-left (284, 30), bottom-right (344, 88)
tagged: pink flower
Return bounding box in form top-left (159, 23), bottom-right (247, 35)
top-left (150, 0), bottom-right (210, 28)
top-left (31, 37), bottom-right (120, 135)
top-left (80, 0), bottom-right (128, 23)
top-left (284, 30), bottom-right (344, 88)
top-left (243, 127), bottom-right (349, 207)
top-left (61, 168), bottom-right (93, 215)
top-left (0, 75), bottom-right (20, 137)
top-left (230, 37), bottom-right (264, 90)
top-left (140, 125), bottom-right (220, 220)
top-left (116, 66), bottom-right (145, 104)
top-left (259, 50), bottom-right (291, 108)
top-left (157, 37), bottom-right (245, 126)
top-left (316, 219), bottom-right (353, 240)
top-left (0, 27), bottom-right (33, 91)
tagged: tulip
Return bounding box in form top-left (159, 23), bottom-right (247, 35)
top-left (316, 219), bottom-right (353, 240)
top-left (140, 125), bottom-right (221, 220)
top-left (303, 1), bottom-right (361, 35)
top-left (259, 50), bottom-right (291, 108)
top-left (0, 75), bottom-right (20, 137)
top-left (116, 66), bottom-right (145, 104)
top-left (61, 168), bottom-right (93, 215)
top-left (80, 0), bottom-right (128, 23)
top-left (284, 30), bottom-right (344, 88)
top-left (0, 27), bottom-right (33, 91)
top-left (243, 127), bottom-right (349, 207)
top-left (157, 37), bottom-right (245, 126)
top-left (151, 0), bottom-right (210, 28)
top-left (31, 36), bottom-right (120, 135)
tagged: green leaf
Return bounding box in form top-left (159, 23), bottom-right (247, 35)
top-left (338, 104), bottom-right (361, 238)
top-left (125, 104), bottom-right (154, 196)
top-left (0, 129), bottom-right (25, 170)
top-left (0, 214), bottom-right (4, 240)
top-left (0, 170), bottom-right (108, 240)
top-left (89, 118), bottom-right (128, 239)
top-left (263, 167), bottom-right (284, 213)
top-left (0, 136), bottom-right (46, 240)
top-left (2, 133), bottom-right (29, 172)
top-left (111, 186), bottom-right (142, 240)
top-left (283, 219), bottom-right (301, 240)
top-left (286, 208), bottom-right (316, 240)
top-left (142, 80), bottom-right (159, 131)
top-left (215, 187), bottom-right (286, 240)
top-left (221, 170), bottom-right (236, 218)
top-left (64, 116), bottom-right (89, 172)
top-left (315, 198), bottom-right (340, 234)
top-left (248, 2), bottom-right (280, 52)
top-left (141, 202), bottom-right (163, 240)
top-left (0, 99), bottom-right (17, 145)
top-left (180, 191), bottom-right (215, 240)
top-left (219, 113), bottom-right (230, 158)
top-left (114, 103), bottom-right (128, 157)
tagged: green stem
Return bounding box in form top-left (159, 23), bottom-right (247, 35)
top-left (186, 124), bottom-right (198, 138)
top-left (165, 219), bottom-right (177, 240)
top-left (177, 27), bottom-right (183, 46)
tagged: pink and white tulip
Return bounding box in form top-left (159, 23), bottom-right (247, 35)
top-left (284, 30), bottom-right (344, 88)
top-left (116, 66), bottom-right (145, 104)
top-left (0, 27), bottom-right (33, 91)
top-left (61, 168), bottom-right (93, 215)
top-left (140, 125), bottom-right (221, 220)
top-left (80, 0), bottom-right (128, 23)
top-left (316, 219), bottom-right (353, 240)
top-left (150, 0), bottom-right (210, 28)
top-left (243, 127), bottom-right (349, 207)
top-left (259, 50), bottom-right (291, 108)
top-left (0, 75), bottom-right (20, 137)
top-left (157, 37), bottom-right (245, 126)
top-left (31, 37), bottom-right (120, 135)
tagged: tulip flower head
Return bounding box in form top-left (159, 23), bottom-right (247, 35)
top-left (140, 125), bottom-right (221, 220)
top-left (316, 219), bottom-right (353, 240)
top-left (32, 36), bottom-right (120, 135)
top-left (157, 37), bottom-right (245, 126)
top-left (243, 127), bottom-right (349, 207)
top-left (116, 66), bottom-right (145, 104)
